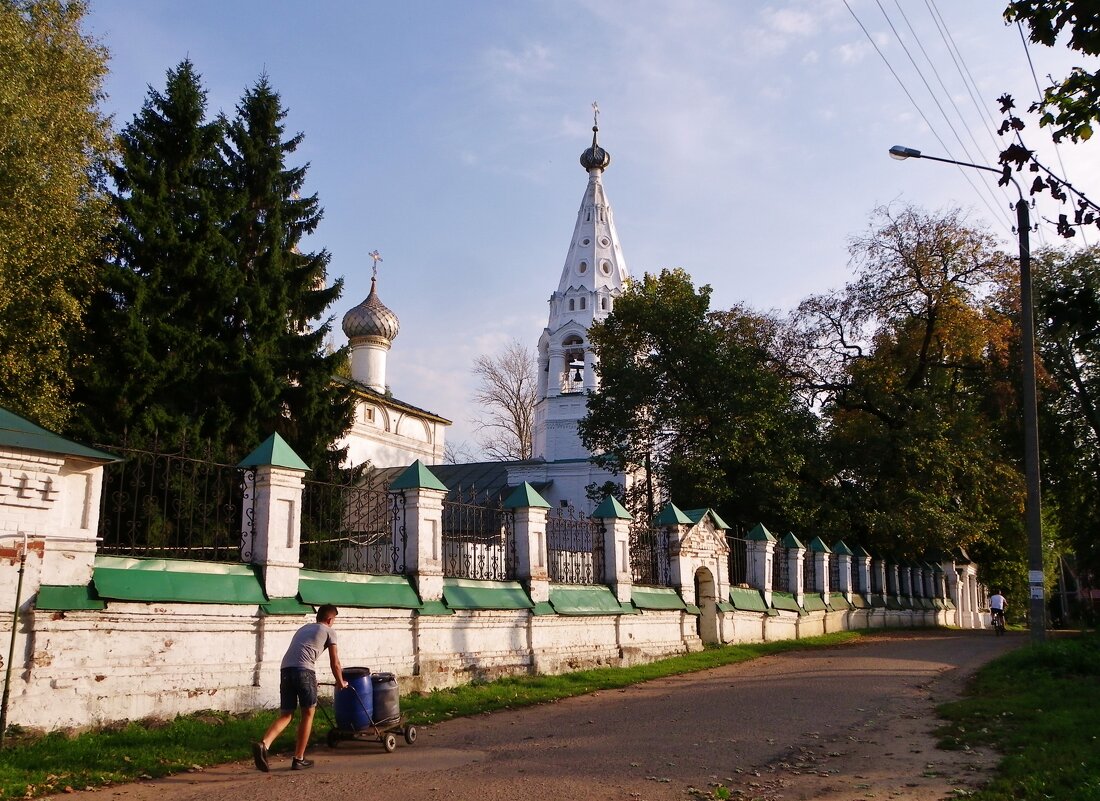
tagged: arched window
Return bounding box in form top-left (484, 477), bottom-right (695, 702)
top-left (569, 299), bottom-right (575, 311)
top-left (579, 297), bottom-right (586, 310)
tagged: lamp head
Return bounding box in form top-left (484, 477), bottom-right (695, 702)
top-left (889, 145), bottom-right (922, 160)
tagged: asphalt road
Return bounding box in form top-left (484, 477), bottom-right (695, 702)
top-left (61, 629), bottom-right (1022, 801)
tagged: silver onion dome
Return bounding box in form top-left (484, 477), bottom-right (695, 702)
top-left (579, 124), bottom-right (611, 171)
top-left (341, 277), bottom-right (400, 341)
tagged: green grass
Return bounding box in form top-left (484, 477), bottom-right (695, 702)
top-left (0, 631), bottom-right (859, 797)
top-left (936, 631), bottom-right (1100, 801)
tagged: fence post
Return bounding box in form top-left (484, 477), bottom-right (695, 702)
top-left (832, 540), bottom-right (854, 601)
top-left (808, 536), bottom-right (831, 595)
top-left (238, 434), bottom-right (310, 599)
top-left (593, 496), bottom-right (632, 603)
top-left (780, 532), bottom-right (805, 606)
top-left (389, 460), bottom-right (448, 604)
top-left (852, 545), bottom-right (871, 600)
top-left (744, 523), bottom-right (776, 605)
top-left (656, 503), bottom-right (693, 600)
top-left (504, 483), bottom-right (551, 604)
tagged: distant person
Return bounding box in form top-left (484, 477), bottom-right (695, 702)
top-left (989, 590), bottom-right (1007, 625)
top-left (252, 604), bottom-right (347, 771)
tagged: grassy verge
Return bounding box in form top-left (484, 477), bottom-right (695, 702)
top-left (0, 631), bottom-right (860, 797)
top-left (936, 631), bottom-right (1100, 801)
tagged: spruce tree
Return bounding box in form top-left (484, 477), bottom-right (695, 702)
top-left (221, 75), bottom-right (353, 470)
top-left (76, 60), bottom-right (236, 449)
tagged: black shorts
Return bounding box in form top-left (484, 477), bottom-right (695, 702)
top-left (279, 668), bottom-right (318, 712)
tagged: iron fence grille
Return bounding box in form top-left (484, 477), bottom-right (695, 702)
top-left (886, 565), bottom-right (898, 595)
top-left (629, 523), bottom-right (672, 586)
top-left (772, 545), bottom-right (790, 592)
top-left (299, 474), bottom-right (405, 574)
top-left (547, 506), bottom-right (604, 585)
top-left (852, 559), bottom-right (865, 593)
top-left (803, 551), bottom-right (817, 593)
top-left (97, 441), bottom-right (248, 561)
top-left (829, 553), bottom-right (841, 591)
top-left (871, 559), bottom-right (884, 593)
top-left (441, 496), bottom-right (515, 580)
top-left (726, 536), bottom-right (749, 586)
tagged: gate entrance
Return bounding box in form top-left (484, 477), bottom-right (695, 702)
top-left (694, 567), bottom-right (718, 644)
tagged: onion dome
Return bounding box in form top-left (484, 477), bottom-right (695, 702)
top-left (579, 124), bottom-right (611, 172)
top-left (342, 277), bottom-right (400, 342)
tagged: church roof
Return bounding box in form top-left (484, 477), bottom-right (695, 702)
top-left (338, 377), bottom-right (452, 425)
top-left (372, 459), bottom-right (551, 505)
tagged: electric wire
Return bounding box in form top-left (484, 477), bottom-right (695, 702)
top-left (844, 0), bottom-right (1014, 237)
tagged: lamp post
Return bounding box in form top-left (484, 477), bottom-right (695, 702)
top-left (889, 145), bottom-right (1046, 644)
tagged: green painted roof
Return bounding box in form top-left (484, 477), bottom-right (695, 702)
top-left (770, 591), bottom-right (806, 615)
top-left (262, 597), bottom-right (315, 615)
top-left (298, 570), bottom-right (421, 609)
top-left (683, 508), bottom-right (730, 530)
top-left (832, 540), bottom-right (853, 556)
top-left (92, 556), bottom-right (266, 604)
top-left (549, 584), bottom-right (627, 616)
top-left (591, 495), bottom-right (631, 520)
top-left (828, 592), bottom-right (852, 610)
top-left (0, 406), bottom-right (118, 463)
top-left (418, 599), bottom-right (454, 616)
top-left (745, 522), bottom-right (776, 542)
top-left (389, 459), bottom-right (448, 491)
top-left (503, 482), bottom-right (551, 509)
top-left (441, 578), bottom-right (533, 610)
top-left (654, 502), bottom-right (692, 526)
top-left (36, 584), bottom-right (105, 611)
top-left (851, 545), bottom-right (871, 557)
top-left (780, 532), bottom-right (804, 549)
top-left (849, 593), bottom-right (871, 608)
top-left (729, 586), bottom-right (768, 612)
top-left (630, 586), bottom-right (687, 611)
top-left (808, 536), bottom-right (832, 553)
top-left (237, 433), bottom-right (310, 471)
top-left (803, 593), bottom-right (829, 612)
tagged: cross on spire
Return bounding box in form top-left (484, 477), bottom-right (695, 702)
top-left (368, 249), bottom-right (383, 280)
top-left (592, 101), bottom-right (600, 128)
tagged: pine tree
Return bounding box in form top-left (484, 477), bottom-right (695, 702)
top-left (221, 76), bottom-right (353, 470)
top-left (75, 60), bottom-right (236, 449)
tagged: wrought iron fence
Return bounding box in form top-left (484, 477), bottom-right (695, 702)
top-left (803, 551), bottom-right (817, 593)
top-left (629, 522), bottom-right (671, 586)
top-left (441, 495), bottom-right (515, 580)
top-left (870, 559), bottom-right (884, 593)
top-left (829, 553), bottom-right (841, 592)
top-left (852, 559), bottom-right (865, 593)
top-left (97, 440), bottom-right (248, 561)
top-left (547, 506), bottom-right (604, 585)
top-left (299, 473), bottom-right (405, 574)
top-left (727, 535), bottom-right (749, 586)
top-left (772, 545), bottom-right (790, 592)
top-left (886, 564), bottom-right (898, 595)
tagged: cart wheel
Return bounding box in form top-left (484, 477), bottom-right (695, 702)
top-left (382, 732), bottom-right (397, 753)
top-left (403, 725), bottom-right (417, 745)
top-left (327, 729), bottom-right (340, 748)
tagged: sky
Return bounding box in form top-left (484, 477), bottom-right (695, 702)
top-left (84, 1), bottom-right (1100, 458)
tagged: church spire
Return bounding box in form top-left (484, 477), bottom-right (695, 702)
top-left (579, 101), bottom-right (611, 172)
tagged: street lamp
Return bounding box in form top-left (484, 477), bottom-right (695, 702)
top-left (889, 145), bottom-right (1046, 644)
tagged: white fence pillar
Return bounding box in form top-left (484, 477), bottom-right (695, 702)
top-left (593, 496), bottom-right (633, 603)
top-left (389, 460), bottom-right (448, 603)
top-left (505, 483), bottom-right (551, 604)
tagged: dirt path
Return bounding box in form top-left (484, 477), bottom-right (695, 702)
top-left (55, 629), bottom-right (1021, 801)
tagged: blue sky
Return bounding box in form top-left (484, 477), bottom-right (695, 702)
top-left (85, 1), bottom-right (1098, 457)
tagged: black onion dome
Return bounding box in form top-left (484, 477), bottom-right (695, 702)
top-left (341, 278), bottom-right (400, 341)
top-left (579, 125), bottom-right (611, 171)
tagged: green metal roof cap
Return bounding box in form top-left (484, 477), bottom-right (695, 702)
top-left (591, 495), bottom-right (631, 520)
top-left (389, 459), bottom-right (448, 491)
top-left (832, 539), bottom-right (853, 556)
top-left (503, 481), bottom-right (551, 509)
top-left (745, 522), bottom-right (776, 542)
top-left (683, 508), bottom-right (730, 530)
top-left (237, 433), bottom-right (310, 471)
top-left (0, 406), bottom-right (119, 463)
top-left (655, 502), bottom-right (692, 526)
top-left (808, 536), bottom-right (831, 553)
top-left (780, 532), bottom-right (804, 549)
top-left (851, 544), bottom-right (871, 557)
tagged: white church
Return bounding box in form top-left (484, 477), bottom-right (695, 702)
top-left (337, 116), bottom-right (632, 512)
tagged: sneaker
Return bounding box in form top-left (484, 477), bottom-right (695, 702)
top-left (291, 757), bottom-right (314, 771)
top-left (251, 741), bottom-right (269, 773)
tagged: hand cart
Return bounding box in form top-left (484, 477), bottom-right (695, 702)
top-left (319, 676), bottom-right (417, 753)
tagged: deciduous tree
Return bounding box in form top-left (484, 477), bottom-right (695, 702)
top-left (471, 339), bottom-right (536, 461)
top-left (0, 0), bottom-right (113, 428)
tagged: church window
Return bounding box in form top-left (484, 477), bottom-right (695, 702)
top-left (580, 297), bottom-right (586, 310)
top-left (601, 297), bottom-right (608, 310)
top-left (582, 237), bottom-right (591, 246)
top-left (578, 261), bottom-right (588, 274)
top-left (600, 260), bottom-right (612, 275)
top-left (569, 299), bottom-right (575, 311)
top-left (600, 236), bottom-right (610, 247)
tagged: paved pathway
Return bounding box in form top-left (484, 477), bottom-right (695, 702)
top-left (59, 629), bottom-right (1022, 801)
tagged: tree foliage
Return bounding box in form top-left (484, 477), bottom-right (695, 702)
top-left (579, 268), bottom-right (819, 528)
top-left (787, 206), bottom-right (1023, 557)
top-left (471, 339), bottom-right (536, 461)
top-left (0, 0), bottom-right (113, 428)
top-left (73, 62), bottom-right (353, 467)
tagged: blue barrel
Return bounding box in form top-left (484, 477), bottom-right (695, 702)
top-left (371, 672), bottom-right (400, 724)
top-left (334, 667), bottom-right (374, 730)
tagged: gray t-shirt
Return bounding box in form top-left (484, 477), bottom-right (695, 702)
top-left (281, 622), bottom-right (337, 670)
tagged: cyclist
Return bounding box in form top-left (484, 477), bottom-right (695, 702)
top-left (989, 589), bottom-right (1007, 630)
